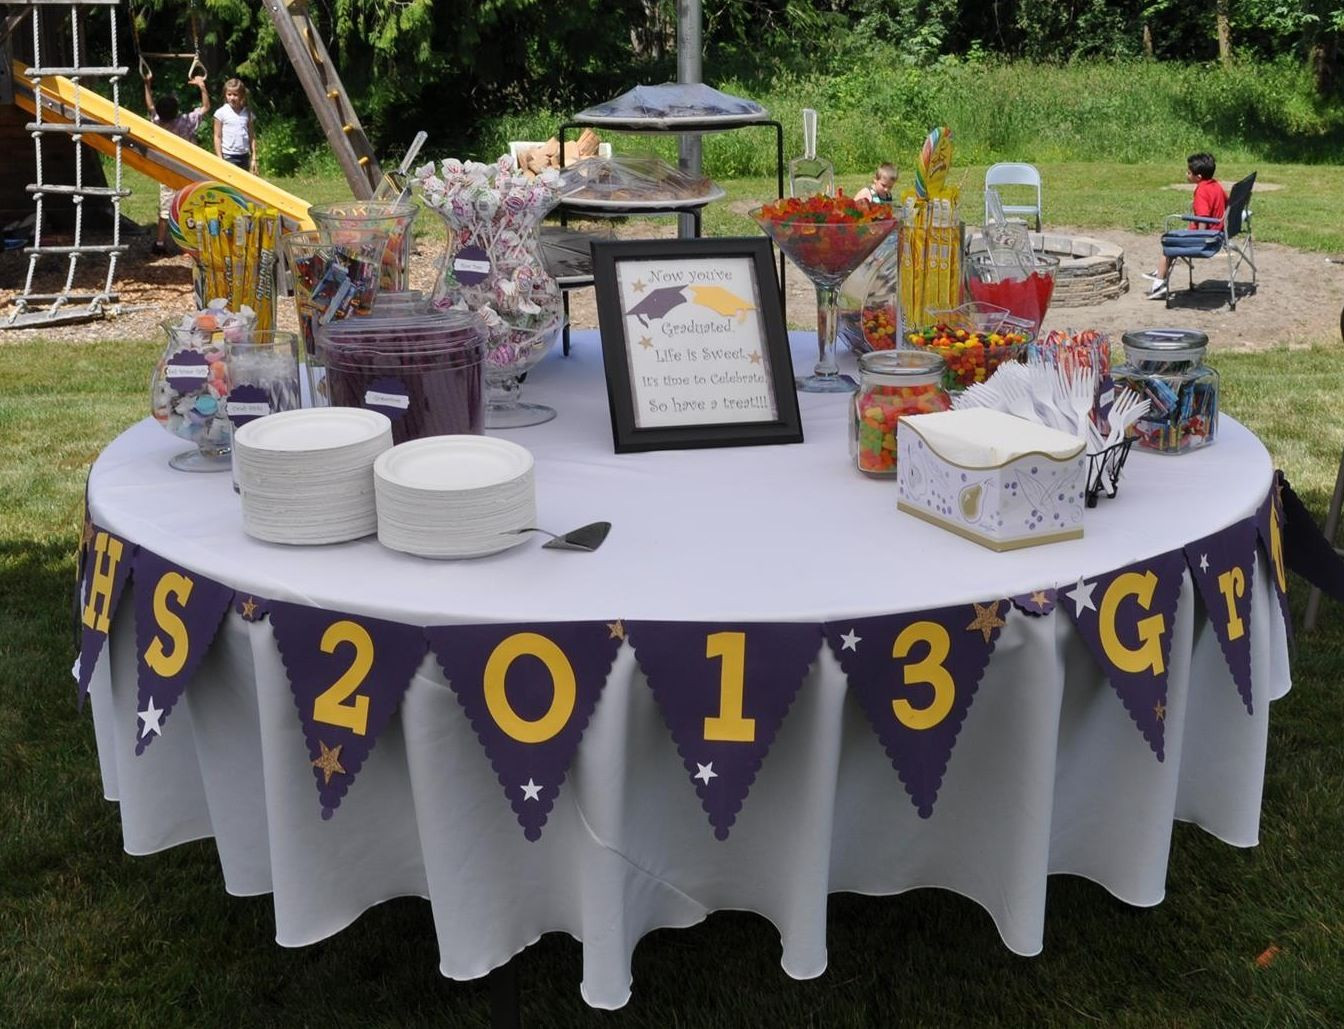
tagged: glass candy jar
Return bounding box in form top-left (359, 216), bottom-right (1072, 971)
top-left (418, 157), bottom-right (564, 427)
top-left (1113, 329), bottom-right (1218, 455)
top-left (838, 225), bottom-right (903, 355)
top-left (850, 350), bottom-right (950, 476)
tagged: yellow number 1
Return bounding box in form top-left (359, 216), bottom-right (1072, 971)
top-left (891, 621), bottom-right (955, 731)
top-left (1216, 567), bottom-right (1247, 641)
top-left (313, 620), bottom-right (374, 735)
top-left (703, 631), bottom-right (756, 742)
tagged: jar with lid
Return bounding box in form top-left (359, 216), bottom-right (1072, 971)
top-left (1113, 329), bottom-right (1218, 455)
top-left (851, 350), bottom-right (949, 476)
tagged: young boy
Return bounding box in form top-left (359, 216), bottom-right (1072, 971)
top-left (213, 78), bottom-right (258, 175)
top-left (854, 163), bottom-right (898, 204)
top-left (142, 70), bottom-right (210, 254)
top-left (1146, 152), bottom-right (1226, 298)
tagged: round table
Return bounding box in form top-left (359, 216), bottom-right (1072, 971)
top-left (85, 332), bottom-right (1291, 1009)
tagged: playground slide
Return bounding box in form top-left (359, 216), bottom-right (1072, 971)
top-left (11, 60), bottom-right (315, 231)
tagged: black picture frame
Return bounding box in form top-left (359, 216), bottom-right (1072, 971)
top-left (591, 236), bottom-right (803, 453)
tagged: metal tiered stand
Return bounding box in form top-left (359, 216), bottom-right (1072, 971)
top-left (546, 100), bottom-right (786, 355)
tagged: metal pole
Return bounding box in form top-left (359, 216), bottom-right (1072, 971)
top-left (676, 0), bottom-right (701, 239)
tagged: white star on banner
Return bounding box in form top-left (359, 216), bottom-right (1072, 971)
top-left (840, 629), bottom-right (862, 651)
top-left (1199, 553), bottom-right (1210, 573)
top-left (520, 779), bottom-right (542, 801)
top-left (1066, 577), bottom-right (1097, 614)
top-left (138, 698), bottom-right (164, 739)
top-left (694, 762), bottom-right (717, 785)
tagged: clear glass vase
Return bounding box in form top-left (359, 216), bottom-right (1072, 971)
top-left (428, 200), bottom-right (563, 428)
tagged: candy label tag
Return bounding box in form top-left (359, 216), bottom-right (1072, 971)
top-left (225, 383), bottom-right (271, 427)
top-left (453, 245), bottom-right (491, 286)
top-left (363, 377), bottom-right (410, 420)
top-left (165, 349), bottom-right (210, 392)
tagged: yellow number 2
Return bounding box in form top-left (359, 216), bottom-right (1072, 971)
top-left (1216, 567), bottom-right (1247, 641)
top-left (703, 631), bottom-right (756, 742)
top-left (313, 620), bottom-right (374, 735)
top-left (891, 621), bottom-right (955, 731)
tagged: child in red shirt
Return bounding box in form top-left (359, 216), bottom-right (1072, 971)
top-left (1146, 152), bottom-right (1226, 298)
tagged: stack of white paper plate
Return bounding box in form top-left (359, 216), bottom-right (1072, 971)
top-left (373, 435), bottom-right (536, 558)
top-left (233, 408), bottom-right (393, 544)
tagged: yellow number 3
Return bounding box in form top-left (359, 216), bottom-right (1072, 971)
top-left (891, 621), bottom-right (955, 730)
top-left (313, 620), bottom-right (374, 735)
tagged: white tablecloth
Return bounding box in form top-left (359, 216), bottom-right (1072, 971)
top-left (86, 331), bottom-right (1291, 1009)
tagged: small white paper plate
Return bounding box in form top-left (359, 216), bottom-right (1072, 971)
top-left (235, 407), bottom-right (391, 453)
top-left (374, 435), bottom-right (534, 493)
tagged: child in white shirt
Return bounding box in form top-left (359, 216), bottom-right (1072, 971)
top-left (213, 78), bottom-right (257, 174)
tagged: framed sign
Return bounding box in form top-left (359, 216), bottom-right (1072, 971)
top-left (592, 237), bottom-right (803, 453)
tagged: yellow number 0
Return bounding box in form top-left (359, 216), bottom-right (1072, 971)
top-left (703, 631), bottom-right (756, 742)
top-left (891, 621), bottom-right (955, 730)
top-left (1217, 567), bottom-right (1247, 641)
top-left (313, 620), bottom-right (373, 735)
top-left (484, 632), bottom-right (576, 744)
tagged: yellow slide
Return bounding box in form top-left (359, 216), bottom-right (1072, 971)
top-left (11, 60), bottom-right (315, 230)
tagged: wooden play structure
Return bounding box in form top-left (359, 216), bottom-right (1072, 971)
top-left (1, 0), bottom-right (385, 328)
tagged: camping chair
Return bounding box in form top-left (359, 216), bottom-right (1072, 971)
top-left (984, 163), bottom-right (1042, 231)
top-left (1159, 171), bottom-right (1257, 310)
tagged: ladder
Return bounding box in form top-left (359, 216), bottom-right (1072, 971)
top-left (6, 0), bottom-right (130, 329)
top-left (262, 0), bottom-right (381, 199)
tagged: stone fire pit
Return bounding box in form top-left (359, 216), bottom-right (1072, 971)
top-left (967, 231), bottom-right (1127, 307)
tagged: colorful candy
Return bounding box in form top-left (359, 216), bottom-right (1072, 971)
top-left (852, 382), bottom-right (950, 474)
top-left (905, 323), bottom-right (1029, 391)
top-left (151, 301), bottom-right (257, 451)
top-left (753, 195), bottom-right (897, 283)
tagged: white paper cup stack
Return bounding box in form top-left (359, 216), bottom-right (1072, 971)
top-left (233, 408), bottom-right (393, 544)
top-left (373, 436), bottom-right (536, 558)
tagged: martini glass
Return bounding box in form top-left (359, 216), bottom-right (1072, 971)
top-left (751, 207), bottom-right (900, 393)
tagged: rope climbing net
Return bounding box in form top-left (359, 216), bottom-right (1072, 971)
top-left (7, 0), bottom-right (129, 329)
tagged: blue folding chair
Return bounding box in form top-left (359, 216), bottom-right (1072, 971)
top-left (1159, 171), bottom-right (1257, 310)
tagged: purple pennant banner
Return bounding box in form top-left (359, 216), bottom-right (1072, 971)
top-left (426, 621), bottom-right (622, 841)
top-left (1256, 476), bottom-right (1292, 637)
top-left (1011, 588), bottom-right (1057, 617)
top-left (131, 549), bottom-right (234, 754)
top-left (1061, 550), bottom-right (1186, 760)
top-left (626, 621), bottom-right (822, 840)
top-left (1184, 519), bottom-right (1257, 715)
top-left (76, 526), bottom-right (136, 707)
top-left (271, 602), bottom-right (428, 819)
top-left (824, 601), bottom-right (1006, 818)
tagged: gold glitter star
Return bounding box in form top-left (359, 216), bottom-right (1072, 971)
top-left (1153, 701), bottom-right (1166, 722)
top-left (312, 740), bottom-right (346, 785)
top-left (966, 601), bottom-right (1006, 643)
top-left (748, 350), bottom-right (762, 364)
top-left (240, 596), bottom-right (258, 620)
top-left (1029, 590), bottom-right (1050, 610)
top-left (632, 278), bottom-right (647, 294)
top-left (607, 619), bottom-right (625, 640)
top-left (81, 518), bottom-right (95, 551)
top-left (638, 336), bottom-right (654, 350)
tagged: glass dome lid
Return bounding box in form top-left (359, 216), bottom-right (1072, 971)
top-left (573, 83), bottom-right (769, 128)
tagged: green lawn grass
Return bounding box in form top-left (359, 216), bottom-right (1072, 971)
top-left (3, 336), bottom-right (1344, 1026)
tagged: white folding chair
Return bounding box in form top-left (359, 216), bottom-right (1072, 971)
top-left (984, 163), bottom-right (1042, 231)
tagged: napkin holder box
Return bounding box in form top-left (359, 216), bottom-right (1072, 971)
top-left (895, 412), bottom-right (1087, 552)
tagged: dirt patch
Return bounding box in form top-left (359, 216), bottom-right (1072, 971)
top-left (4, 219), bottom-right (1341, 351)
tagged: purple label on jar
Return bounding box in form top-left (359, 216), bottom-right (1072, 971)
top-left (225, 383), bottom-right (271, 427)
top-left (453, 245), bottom-right (491, 286)
top-left (164, 349), bottom-right (210, 393)
top-left (363, 376), bottom-right (409, 420)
